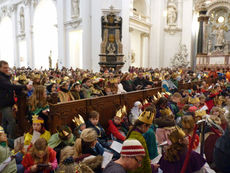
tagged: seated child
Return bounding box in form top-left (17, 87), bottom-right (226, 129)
top-left (181, 115), bottom-right (199, 150)
top-left (86, 110), bottom-right (109, 148)
top-left (72, 114), bottom-right (86, 138)
top-left (22, 138), bottom-right (58, 173)
top-left (0, 126), bottom-right (17, 173)
top-left (48, 125), bottom-right (75, 163)
top-left (107, 105), bottom-right (127, 142)
top-left (168, 92), bottom-right (182, 119)
top-left (158, 127), bottom-right (206, 173)
top-left (24, 115), bottom-right (51, 146)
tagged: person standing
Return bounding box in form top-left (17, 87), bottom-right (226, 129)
top-left (0, 60), bottom-right (32, 139)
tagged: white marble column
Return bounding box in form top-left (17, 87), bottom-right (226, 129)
top-left (81, 0), bottom-right (92, 70)
top-left (57, 0), bottom-right (66, 68)
top-left (181, 0), bottom-right (193, 64)
top-left (141, 33), bottom-right (149, 68)
top-left (149, 0), bottom-right (165, 68)
top-left (24, 1), bottom-right (34, 68)
top-left (121, 0), bottom-right (131, 71)
top-left (11, 5), bottom-right (19, 67)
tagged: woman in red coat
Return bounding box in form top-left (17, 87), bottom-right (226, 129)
top-left (22, 138), bottom-right (58, 173)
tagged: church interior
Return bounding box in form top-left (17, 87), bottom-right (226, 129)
top-left (0, 0), bottom-right (230, 173)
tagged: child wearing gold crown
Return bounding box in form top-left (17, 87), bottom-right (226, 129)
top-left (158, 127), bottom-right (206, 173)
top-left (72, 114), bottom-right (86, 138)
top-left (24, 115), bottom-right (51, 147)
top-left (0, 126), bottom-right (17, 173)
top-left (28, 85), bottom-right (49, 128)
top-left (107, 106), bottom-right (127, 142)
top-left (48, 125), bottom-right (75, 163)
top-left (181, 116), bottom-right (199, 150)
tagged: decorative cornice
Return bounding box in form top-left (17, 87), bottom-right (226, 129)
top-left (102, 5), bottom-right (121, 15)
top-left (64, 18), bottom-right (82, 29)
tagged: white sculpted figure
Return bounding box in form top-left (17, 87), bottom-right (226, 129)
top-left (216, 28), bottom-right (225, 46)
top-left (167, 6), bottom-right (177, 25)
top-left (167, 0), bottom-right (177, 26)
top-left (20, 7), bottom-right (25, 33)
top-left (208, 40), bottom-right (212, 55)
top-left (71, 0), bottom-right (79, 18)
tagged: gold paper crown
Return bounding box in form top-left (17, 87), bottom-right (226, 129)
top-left (110, 78), bottom-right (118, 84)
top-left (50, 79), bottom-right (56, 84)
top-left (32, 115), bottom-right (44, 124)
top-left (160, 107), bottom-right (173, 116)
top-left (188, 97), bottom-right (200, 104)
top-left (195, 110), bottom-right (206, 117)
top-left (157, 92), bottom-right (162, 99)
top-left (34, 74), bottom-right (41, 79)
top-left (19, 74), bottom-right (27, 81)
top-left (143, 99), bottom-right (148, 105)
top-left (0, 126), bottom-right (4, 133)
top-left (153, 95), bottom-right (158, 102)
top-left (122, 105), bottom-right (127, 115)
top-left (62, 130), bottom-right (69, 136)
top-left (56, 78), bottom-right (61, 84)
top-left (154, 73), bottom-right (160, 78)
top-left (138, 111), bottom-right (154, 125)
top-left (63, 76), bottom-right (69, 81)
top-left (57, 129), bottom-right (70, 137)
top-left (165, 92), bottom-right (171, 96)
top-left (92, 78), bottom-right (105, 84)
top-left (72, 114), bottom-right (85, 127)
top-left (169, 126), bottom-right (185, 144)
top-left (115, 105), bottom-right (127, 118)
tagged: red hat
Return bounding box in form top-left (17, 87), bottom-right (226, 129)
top-left (120, 139), bottom-right (145, 156)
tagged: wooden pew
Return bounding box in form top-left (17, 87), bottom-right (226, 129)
top-left (48, 87), bottom-right (161, 133)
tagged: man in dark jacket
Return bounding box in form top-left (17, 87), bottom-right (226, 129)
top-left (0, 60), bottom-right (32, 138)
top-left (133, 72), bottom-right (153, 90)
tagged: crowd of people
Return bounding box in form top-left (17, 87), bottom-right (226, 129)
top-left (1, 59), bottom-right (230, 173)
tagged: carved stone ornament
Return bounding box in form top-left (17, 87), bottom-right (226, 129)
top-left (164, 0), bottom-right (181, 35)
top-left (194, 0), bottom-right (207, 12)
top-left (1, 5), bottom-right (15, 18)
top-left (64, 18), bottom-right (82, 29)
top-left (167, 0), bottom-right (177, 26)
top-left (23, 0), bottom-right (32, 6)
top-left (71, 0), bottom-right (80, 19)
top-left (171, 44), bottom-right (189, 68)
top-left (17, 33), bottom-right (26, 40)
top-left (164, 26), bottom-right (181, 35)
top-left (19, 7), bottom-right (25, 34)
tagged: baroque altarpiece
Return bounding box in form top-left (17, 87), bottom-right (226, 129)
top-left (99, 7), bottom-right (124, 70)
